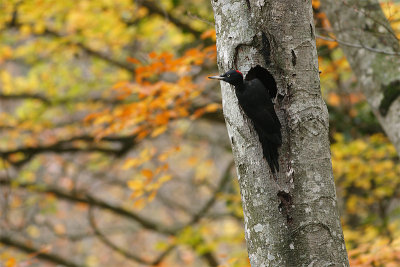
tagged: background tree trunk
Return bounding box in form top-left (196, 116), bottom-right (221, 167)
top-left (320, 0), bottom-right (400, 156)
top-left (210, 0), bottom-right (349, 266)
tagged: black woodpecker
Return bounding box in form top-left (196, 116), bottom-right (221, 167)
top-left (209, 67), bottom-right (281, 173)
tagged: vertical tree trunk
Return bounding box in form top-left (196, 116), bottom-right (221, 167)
top-left (320, 0), bottom-right (400, 156)
top-left (210, 0), bottom-right (349, 266)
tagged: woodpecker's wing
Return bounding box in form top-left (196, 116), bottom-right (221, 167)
top-left (239, 79), bottom-right (281, 143)
top-left (245, 65), bottom-right (277, 99)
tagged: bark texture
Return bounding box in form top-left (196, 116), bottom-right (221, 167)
top-left (320, 0), bottom-right (400, 156)
top-left (211, 0), bottom-right (349, 266)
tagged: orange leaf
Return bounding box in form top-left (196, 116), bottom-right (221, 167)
top-left (136, 130), bottom-right (149, 141)
top-left (204, 103), bottom-right (221, 112)
top-left (328, 93), bottom-right (340, 106)
top-left (148, 51), bottom-right (157, 59)
top-left (141, 169), bottom-right (153, 179)
top-left (84, 112), bottom-right (101, 122)
top-left (201, 29), bottom-right (216, 40)
top-left (127, 57), bottom-right (140, 64)
top-left (154, 113), bottom-right (170, 125)
top-left (312, 0), bottom-right (320, 9)
top-left (5, 258), bottom-right (16, 267)
top-left (190, 108), bottom-right (205, 119)
top-left (133, 198), bottom-right (146, 209)
top-left (54, 223), bottom-right (66, 235)
top-left (112, 81), bottom-right (129, 89)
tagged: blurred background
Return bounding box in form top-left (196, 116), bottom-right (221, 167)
top-left (0, 0), bottom-right (399, 266)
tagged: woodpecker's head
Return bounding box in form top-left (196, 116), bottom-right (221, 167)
top-left (208, 70), bottom-right (243, 86)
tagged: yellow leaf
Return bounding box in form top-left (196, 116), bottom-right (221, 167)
top-left (228, 257), bottom-right (239, 264)
top-left (151, 125), bottom-right (167, 137)
top-left (148, 190), bottom-right (157, 202)
top-left (33, 22), bottom-right (45, 34)
top-left (122, 158), bottom-right (140, 169)
top-left (204, 103), bottom-right (221, 112)
top-left (158, 152), bottom-right (169, 162)
top-left (130, 190), bottom-right (144, 198)
top-left (20, 24), bottom-right (32, 37)
top-left (85, 255), bottom-right (99, 267)
top-left (127, 180), bottom-right (144, 191)
top-left (27, 225), bottom-right (40, 238)
top-left (158, 174), bottom-right (172, 183)
top-left (1, 46), bottom-right (13, 60)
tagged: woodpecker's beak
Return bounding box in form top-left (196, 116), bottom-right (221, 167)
top-left (208, 75), bottom-right (224, 80)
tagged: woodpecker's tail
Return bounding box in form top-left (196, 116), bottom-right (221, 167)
top-left (263, 143), bottom-right (279, 173)
top-left (262, 140), bottom-right (280, 173)
top-left (255, 126), bottom-right (281, 173)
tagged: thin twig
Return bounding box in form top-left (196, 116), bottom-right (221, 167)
top-left (316, 34), bottom-right (400, 56)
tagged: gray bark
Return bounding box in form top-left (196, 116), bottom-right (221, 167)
top-left (320, 0), bottom-right (400, 156)
top-left (210, 0), bottom-right (349, 266)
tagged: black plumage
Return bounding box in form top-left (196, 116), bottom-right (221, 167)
top-left (209, 66), bottom-right (281, 173)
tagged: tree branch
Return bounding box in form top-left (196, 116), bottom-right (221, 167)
top-left (0, 92), bottom-right (122, 105)
top-left (88, 207), bottom-right (175, 265)
top-left (0, 93), bottom-right (51, 104)
top-left (139, 1), bottom-right (203, 38)
top-left (186, 161), bottom-right (234, 226)
top-left (316, 34), bottom-right (400, 56)
top-left (0, 235), bottom-right (86, 267)
top-left (42, 28), bottom-right (135, 72)
top-left (5, 7), bottom-right (134, 72)
top-left (0, 135), bottom-right (136, 167)
top-left (0, 178), bottom-right (175, 235)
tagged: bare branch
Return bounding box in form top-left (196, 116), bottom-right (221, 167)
top-left (42, 28), bottom-right (135, 72)
top-left (0, 92), bottom-right (122, 105)
top-left (186, 161), bottom-right (234, 226)
top-left (0, 178), bottom-right (175, 235)
top-left (0, 235), bottom-right (86, 267)
top-left (0, 135), bottom-right (136, 167)
top-left (88, 207), bottom-right (175, 265)
top-left (140, 1), bottom-right (203, 38)
top-left (0, 93), bottom-right (51, 104)
top-left (5, 7), bottom-right (134, 72)
top-left (316, 34), bottom-right (400, 56)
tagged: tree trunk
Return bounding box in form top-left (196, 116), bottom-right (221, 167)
top-left (210, 0), bottom-right (349, 266)
top-left (320, 0), bottom-right (400, 156)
